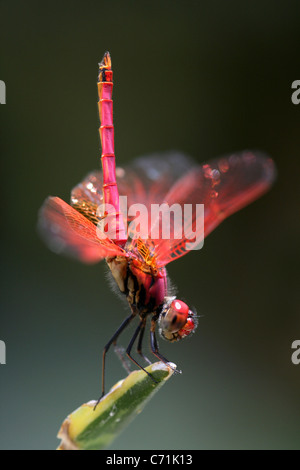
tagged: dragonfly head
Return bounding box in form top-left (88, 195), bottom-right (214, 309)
top-left (158, 297), bottom-right (198, 342)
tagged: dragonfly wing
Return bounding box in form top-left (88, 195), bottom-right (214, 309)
top-left (39, 153), bottom-right (193, 262)
top-left (150, 151), bottom-right (276, 266)
top-left (122, 152), bottom-right (197, 251)
top-left (38, 197), bottom-right (125, 264)
top-left (71, 171), bottom-right (103, 205)
top-left (126, 152), bottom-right (196, 207)
top-left (70, 152), bottom-right (194, 223)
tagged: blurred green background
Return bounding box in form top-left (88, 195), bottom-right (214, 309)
top-left (0, 0), bottom-right (300, 450)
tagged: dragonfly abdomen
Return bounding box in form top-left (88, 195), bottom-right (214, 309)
top-left (98, 53), bottom-right (127, 246)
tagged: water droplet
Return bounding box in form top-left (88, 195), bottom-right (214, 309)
top-left (211, 169), bottom-right (221, 187)
top-left (211, 168), bottom-right (220, 180)
top-left (146, 168), bottom-right (160, 181)
top-left (218, 159), bottom-right (229, 173)
top-left (116, 167), bottom-right (125, 178)
top-left (203, 164), bottom-right (212, 179)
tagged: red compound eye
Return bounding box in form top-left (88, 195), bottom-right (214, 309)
top-left (171, 300), bottom-right (189, 317)
top-left (178, 317), bottom-right (196, 339)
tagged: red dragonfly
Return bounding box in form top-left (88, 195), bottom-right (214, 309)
top-left (39, 52), bottom-right (276, 401)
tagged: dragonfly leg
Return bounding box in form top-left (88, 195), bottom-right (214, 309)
top-left (94, 312), bottom-right (136, 410)
top-left (150, 318), bottom-right (180, 374)
top-left (126, 319), bottom-right (158, 383)
top-left (136, 318), bottom-right (152, 366)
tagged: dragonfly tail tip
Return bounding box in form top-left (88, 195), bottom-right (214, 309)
top-left (99, 51), bottom-right (111, 69)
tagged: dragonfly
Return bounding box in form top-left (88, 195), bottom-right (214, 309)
top-left (39, 52), bottom-right (276, 402)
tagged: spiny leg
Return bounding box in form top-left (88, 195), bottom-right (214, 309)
top-left (136, 318), bottom-right (152, 366)
top-left (126, 319), bottom-right (157, 383)
top-left (94, 312), bottom-right (136, 409)
top-left (150, 318), bottom-right (180, 374)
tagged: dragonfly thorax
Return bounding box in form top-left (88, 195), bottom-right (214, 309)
top-left (106, 255), bottom-right (168, 315)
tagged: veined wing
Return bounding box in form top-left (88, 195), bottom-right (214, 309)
top-left (38, 197), bottom-right (125, 264)
top-left (145, 151), bottom-right (276, 267)
top-left (71, 152), bottom-right (195, 228)
top-left (71, 152), bottom-right (195, 216)
top-left (39, 153), bottom-right (194, 263)
top-left (121, 153), bottom-right (196, 252)
top-left (125, 152), bottom-right (195, 208)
